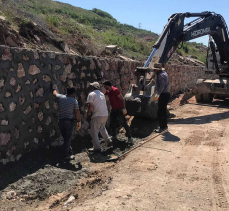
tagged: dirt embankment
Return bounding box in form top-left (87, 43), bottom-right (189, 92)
top-left (0, 13), bottom-right (99, 56)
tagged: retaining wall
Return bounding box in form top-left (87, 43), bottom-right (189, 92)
top-left (0, 46), bottom-right (209, 164)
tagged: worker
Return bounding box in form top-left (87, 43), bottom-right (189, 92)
top-left (103, 80), bottom-right (134, 146)
top-left (147, 63), bottom-right (170, 133)
top-left (86, 82), bottom-right (112, 153)
top-left (53, 86), bottom-right (81, 160)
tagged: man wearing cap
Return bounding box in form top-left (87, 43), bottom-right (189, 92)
top-left (86, 82), bottom-right (112, 152)
top-left (103, 80), bottom-right (133, 145)
top-left (53, 87), bottom-right (81, 160)
top-left (147, 63), bottom-right (170, 133)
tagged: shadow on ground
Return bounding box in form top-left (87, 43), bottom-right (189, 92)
top-left (174, 111), bottom-right (229, 125)
top-left (162, 131), bottom-right (180, 142)
top-left (130, 116), bottom-right (158, 138)
top-left (188, 99), bottom-right (229, 109)
top-left (0, 136), bottom-right (92, 198)
top-left (173, 99), bottom-right (229, 125)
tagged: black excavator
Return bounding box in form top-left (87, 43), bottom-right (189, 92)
top-left (124, 12), bottom-right (229, 118)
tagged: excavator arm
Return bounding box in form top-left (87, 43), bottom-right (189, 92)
top-left (148, 12), bottom-right (229, 76)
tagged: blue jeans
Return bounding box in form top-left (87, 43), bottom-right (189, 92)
top-left (58, 119), bottom-right (74, 157)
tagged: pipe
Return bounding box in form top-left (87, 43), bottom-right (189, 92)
top-left (144, 48), bottom-right (157, 67)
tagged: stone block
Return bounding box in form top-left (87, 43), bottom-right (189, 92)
top-left (17, 63), bottom-right (25, 78)
top-left (65, 64), bottom-right (72, 74)
top-left (14, 129), bottom-right (19, 139)
top-left (45, 116), bottom-right (51, 126)
top-left (34, 51), bottom-right (39, 60)
top-left (9, 102), bottom-right (16, 112)
top-left (0, 78), bottom-right (4, 88)
top-left (0, 104), bottom-right (4, 112)
top-left (90, 60), bottom-right (96, 70)
top-left (38, 112), bottom-right (44, 121)
top-left (45, 101), bottom-right (50, 109)
top-left (28, 65), bottom-right (41, 75)
top-left (2, 48), bottom-right (12, 61)
top-left (42, 75), bottom-right (51, 82)
top-left (0, 133), bottom-right (11, 146)
top-left (23, 55), bottom-right (29, 61)
top-left (19, 96), bottom-right (25, 105)
top-left (5, 92), bottom-right (11, 97)
top-left (1, 120), bottom-right (8, 125)
top-left (105, 45), bottom-right (117, 54)
top-left (23, 106), bottom-right (32, 115)
top-left (36, 88), bottom-right (44, 97)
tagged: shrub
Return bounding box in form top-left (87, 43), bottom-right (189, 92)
top-left (45, 15), bottom-right (60, 27)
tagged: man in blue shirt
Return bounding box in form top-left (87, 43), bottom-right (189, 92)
top-left (146, 63), bottom-right (170, 133)
top-left (153, 63), bottom-right (170, 133)
top-left (53, 87), bottom-right (81, 160)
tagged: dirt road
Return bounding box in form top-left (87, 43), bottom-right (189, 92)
top-left (1, 99), bottom-right (229, 211)
top-left (68, 100), bottom-right (229, 211)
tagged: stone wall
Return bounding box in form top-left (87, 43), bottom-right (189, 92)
top-left (166, 65), bottom-right (204, 95)
top-left (0, 46), bottom-right (211, 164)
top-left (0, 46), bottom-right (140, 164)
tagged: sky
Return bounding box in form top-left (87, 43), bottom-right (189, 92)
top-left (56, 0), bottom-right (229, 46)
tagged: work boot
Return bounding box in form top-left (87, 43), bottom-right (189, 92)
top-left (106, 138), bottom-right (113, 147)
top-left (62, 155), bottom-right (75, 160)
top-left (88, 148), bottom-right (101, 153)
top-left (127, 137), bottom-right (134, 146)
top-left (154, 127), bottom-right (168, 133)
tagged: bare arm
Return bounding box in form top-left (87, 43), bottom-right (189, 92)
top-left (53, 90), bottom-right (58, 96)
top-left (74, 109), bottom-right (81, 122)
top-left (87, 102), bottom-right (94, 114)
top-left (105, 95), bottom-right (111, 111)
top-left (117, 94), bottom-right (126, 109)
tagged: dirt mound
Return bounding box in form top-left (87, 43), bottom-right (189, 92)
top-left (168, 53), bottom-right (205, 66)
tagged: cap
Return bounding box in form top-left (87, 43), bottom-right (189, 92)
top-left (90, 82), bottom-right (100, 89)
top-left (152, 63), bottom-right (163, 70)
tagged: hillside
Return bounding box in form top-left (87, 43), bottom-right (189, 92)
top-left (0, 0), bottom-right (207, 63)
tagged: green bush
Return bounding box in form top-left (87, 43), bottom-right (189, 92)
top-left (45, 15), bottom-right (60, 27)
top-left (183, 43), bottom-right (189, 53)
top-left (92, 8), bottom-right (116, 21)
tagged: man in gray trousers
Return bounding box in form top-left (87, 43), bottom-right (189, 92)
top-left (53, 87), bottom-right (81, 160)
top-left (86, 82), bottom-right (112, 153)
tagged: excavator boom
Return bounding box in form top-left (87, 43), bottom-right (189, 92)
top-left (149, 12), bottom-right (229, 76)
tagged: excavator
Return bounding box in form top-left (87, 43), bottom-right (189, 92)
top-left (124, 12), bottom-right (229, 118)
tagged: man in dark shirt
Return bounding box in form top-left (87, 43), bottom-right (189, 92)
top-left (153, 63), bottom-right (170, 133)
top-left (103, 80), bottom-right (133, 146)
top-left (53, 87), bottom-right (81, 159)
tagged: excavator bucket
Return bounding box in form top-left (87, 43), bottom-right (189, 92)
top-left (124, 67), bottom-right (159, 119)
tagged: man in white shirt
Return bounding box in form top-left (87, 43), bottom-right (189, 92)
top-left (86, 82), bottom-right (112, 152)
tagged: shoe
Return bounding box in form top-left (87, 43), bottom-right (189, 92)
top-left (62, 155), bottom-right (75, 160)
top-left (154, 127), bottom-right (168, 133)
top-left (127, 137), bottom-right (134, 146)
top-left (106, 138), bottom-right (113, 147)
top-left (88, 148), bottom-right (101, 153)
